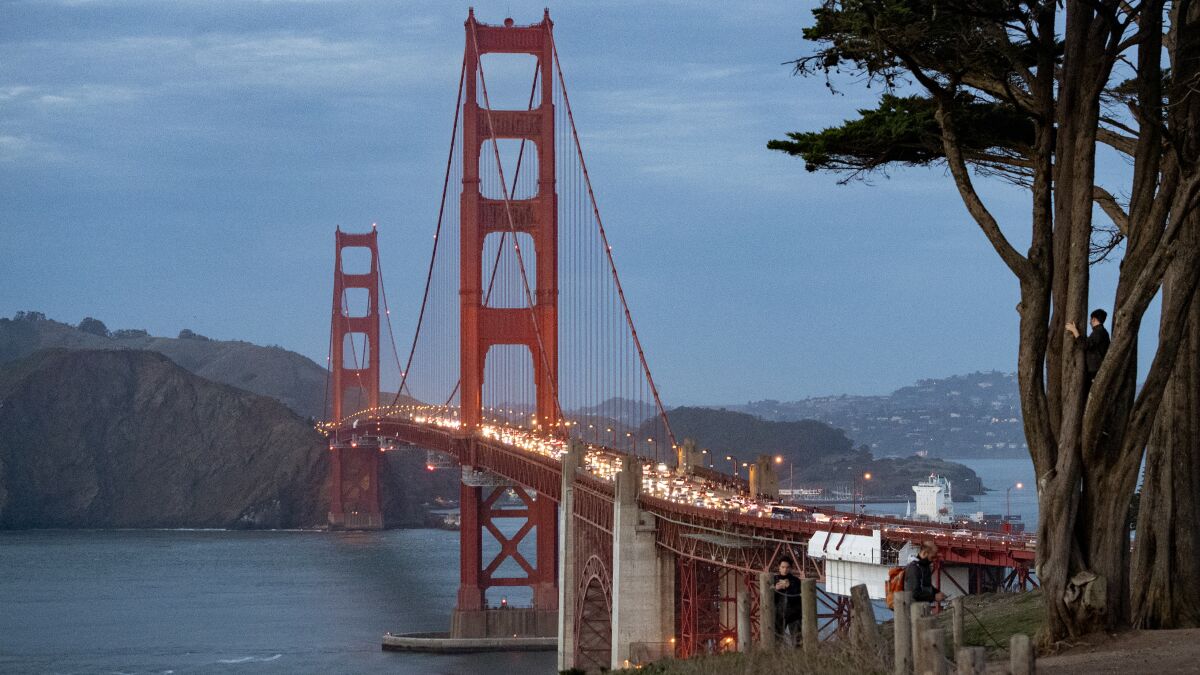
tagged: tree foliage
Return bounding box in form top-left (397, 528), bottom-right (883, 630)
top-left (77, 317), bottom-right (110, 338)
top-left (775, 0), bottom-right (1200, 642)
top-left (768, 93), bottom-right (1034, 178)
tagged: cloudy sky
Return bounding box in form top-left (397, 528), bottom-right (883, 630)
top-left (0, 0), bottom-right (1143, 404)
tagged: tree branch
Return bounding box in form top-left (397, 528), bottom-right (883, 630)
top-left (1093, 185), bottom-right (1131, 234)
top-left (935, 96), bottom-right (1033, 281)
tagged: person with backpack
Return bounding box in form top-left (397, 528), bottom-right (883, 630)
top-left (905, 540), bottom-right (945, 603)
top-left (772, 557), bottom-right (803, 644)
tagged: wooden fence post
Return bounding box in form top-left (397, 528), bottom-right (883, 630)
top-left (910, 602), bottom-right (929, 671)
top-left (914, 616), bottom-right (938, 674)
top-left (919, 626), bottom-right (948, 675)
top-left (951, 597), bottom-right (964, 653)
top-left (757, 572), bottom-right (775, 648)
top-left (894, 591), bottom-right (913, 675)
top-left (801, 578), bottom-right (818, 653)
top-left (955, 646), bottom-right (986, 675)
top-left (850, 583), bottom-right (879, 653)
top-left (1010, 633), bottom-right (1035, 674)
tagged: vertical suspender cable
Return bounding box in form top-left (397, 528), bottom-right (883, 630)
top-left (549, 30), bottom-right (677, 453)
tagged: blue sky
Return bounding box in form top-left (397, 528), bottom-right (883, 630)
top-left (0, 1), bottom-right (1144, 404)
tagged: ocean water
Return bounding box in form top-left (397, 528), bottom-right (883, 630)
top-left (0, 529), bottom-right (554, 675)
top-left (0, 459), bottom-right (1040, 674)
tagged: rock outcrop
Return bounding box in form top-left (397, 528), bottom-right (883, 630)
top-left (0, 349), bottom-right (331, 528)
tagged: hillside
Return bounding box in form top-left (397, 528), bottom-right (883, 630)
top-left (732, 371), bottom-right (1026, 459)
top-left (0, 314), bottom-right (331, 419)
top-left (0, 349), bottom-right (448, 529)
top-left (642, 407), bottom-right (983, 498)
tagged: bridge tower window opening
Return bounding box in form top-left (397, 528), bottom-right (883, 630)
top-left (477, 52), bottom-right (541, 110)
top-left (482, 231), bottom-right (537, 309)
top-left (341, 287), bottom-right (370, 318)
top-left (341, 332), bottom-right (370, 370)
top-left (479, 138), bottom-right (539, 201)
top-left (482, 344), bottom-right (536, 429)
top-left (339, 245), bottom-right (373, 275)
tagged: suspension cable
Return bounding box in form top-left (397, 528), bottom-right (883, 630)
top-left (392, 58), bottom-right (467, 406)
top-left (549, 30), bottom-right (678, 453)
top-left (440, 59), bottom-right (540, 410)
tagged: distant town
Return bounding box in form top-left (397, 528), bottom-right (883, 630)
top-left (730, 371), bottom-right (1026, 459)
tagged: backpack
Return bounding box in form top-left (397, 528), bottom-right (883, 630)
top-left (885, 566), bottom-right (906, 610)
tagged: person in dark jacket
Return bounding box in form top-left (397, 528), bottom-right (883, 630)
top-left (905, 541), bottom-right (945, 604)
top-left (772, 557), bottom-right (803, 644)
top-left (1067, 309), bottom-right (1110, 392)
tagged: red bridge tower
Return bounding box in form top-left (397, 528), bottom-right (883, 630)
top-left (328, 226), bottom-right (383, 530)
top-left (452, 9), bottom-right (559, 638)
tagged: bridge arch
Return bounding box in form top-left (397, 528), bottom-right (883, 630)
top-left (574, 554), bottom-right (613, 671)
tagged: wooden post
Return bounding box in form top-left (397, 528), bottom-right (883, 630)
top-left (737, 582), bottom-right (751, 652)
top-left (914, 616), bottom-right (938, 674)
top-left (1010, 633), bottom-right (1034, 674)
top-left (757, 572), bottom-right (776, 648)
top-left (894, 591), bottom-right (913, 675)
top-left (849, 583), bottom-right (879, 652)
top-left (910, 602), bottom-right (929, 671)
top-left (919, 626), bottom-right (948, 675)
top-left (951, 597), bottom-right (964, 653)
top-left (955, 646), bottom-right (986, 675)
top-left (801, 578), bottom-right (818, 653)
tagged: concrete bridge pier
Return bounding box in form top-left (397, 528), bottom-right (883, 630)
top-left (611, 456), bottom-right (675, 670)
top-left (557, 442), bottom-right (582, 672)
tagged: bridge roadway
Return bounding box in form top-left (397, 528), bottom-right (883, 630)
top-left (328, 405), bottom-right (1036, 568)
top-left (326, 404), bottom-right (1037, 668)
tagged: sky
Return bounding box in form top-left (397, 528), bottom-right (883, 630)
top-left (0, 0), bottom-right (1150, 405)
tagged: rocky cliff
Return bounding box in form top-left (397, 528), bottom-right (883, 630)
top-left (0, 316), bottom-right (331, 419)
top-left (0, 349), bottom-right (448, 529)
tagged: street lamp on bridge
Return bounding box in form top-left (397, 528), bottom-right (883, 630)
top-left (857, 471), bottom-right (873, 514)
top-left (1006, 482), bottom-right (1024, 523)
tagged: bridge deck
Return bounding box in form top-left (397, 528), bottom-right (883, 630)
top-left (326, 407), bottom-right (1036, 571)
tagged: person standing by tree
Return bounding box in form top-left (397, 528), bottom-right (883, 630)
top-left (1066, 309), bottom-right (1111, 393)
top-left (905, 541), bottom-right (945, 605)
top-left (772, 557), bottom-right (802, 645)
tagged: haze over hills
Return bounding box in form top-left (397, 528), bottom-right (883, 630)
top-left (727, 371), bottom-right (1026, 459)
top-left (640, 406), bottom-right (984, 498)
top-left (0, 313), bottom-right (332, 419)
top-left (0, 311), bottom-right (1006, 511)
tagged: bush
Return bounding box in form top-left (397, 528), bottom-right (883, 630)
top-left (178, 329), bottom-right (210, 341)
top-left (13, 311), bottom-right (46, 321)
top-left (78, 317), bottom-right (110, 337)
top-left (112, 329), bottom-right (150, 339)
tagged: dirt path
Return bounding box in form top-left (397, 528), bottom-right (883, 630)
top-left (1037, 628), bottom-right (1200, 673)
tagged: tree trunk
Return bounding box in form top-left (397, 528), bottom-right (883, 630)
top-left (1131, 291), bottom-right (1200, 627)
top-left (1130, 0), bottom-right (1200, 629)
top-left (1038, 0), bottom-right (1117, 641)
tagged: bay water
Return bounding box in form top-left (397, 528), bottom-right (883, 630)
top-left (0, 458), bottom-right (1039, 674)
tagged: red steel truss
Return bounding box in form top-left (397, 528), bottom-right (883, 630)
top-left (456, 483), bottom-right (557, 611)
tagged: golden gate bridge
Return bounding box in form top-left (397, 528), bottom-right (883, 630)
top-left (318, 10), bottom-right (1036, 671)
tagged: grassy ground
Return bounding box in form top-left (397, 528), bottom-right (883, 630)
top-left (934, 591), bottom-right (1044, 658)
top-left (602, 590), bottom-right (1045, 674)
top-left (605, 640), bottom-right (890, 675)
